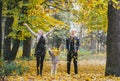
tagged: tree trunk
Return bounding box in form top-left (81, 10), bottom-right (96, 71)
top-left (6, 1), bottom-right (21, 61)
top-left (22, 0), bottom-right (31, 58)
top-left (0, 1), bottom-right (2, 57)
top-left (8, 39), bottom-right (20, 61)
top-left (9, 0), bottom-right (30, 61)
top-left (3, 16), bottom-right (14, 60)
top-left (22, 37), bottom-right (31, 58)
top-left (3, 0), bottom-right (16, 60)
top-left (91, 34), bottom-right (97, 54)
top-left (3, 17), bottom-right (14, 60)
top-left (105, 0), bottom-right (120, 76)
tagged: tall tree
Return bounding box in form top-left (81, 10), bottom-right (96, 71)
top-left (22, 0), bottom-right (31, 58)
top-left (8, 0), bottom-right (21, 61)
top-left (8, 0), bottom-right (25, 61)
top-left (105, 0), bottom-right (120, 76)
top-left (3, 1), bottom-right (14, 60)
top-left (0, 1), bottom-right (2, 57)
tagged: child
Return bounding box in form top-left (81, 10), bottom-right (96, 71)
top-left (48, 48), bottom-right (60, 75)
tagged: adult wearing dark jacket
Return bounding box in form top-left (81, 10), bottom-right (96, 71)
top-left (66, 29), bottom-right (80, 75)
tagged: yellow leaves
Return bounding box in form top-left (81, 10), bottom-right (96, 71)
top-left (5, 60), bottom-right (120, 81)
top-left (28, 5), bottom-right (45, 16)
top-left (85, 77), bottom-right (92, 81)
top-left (27, 3), bottom-right (64, 33)
top-left (112, 0), bottom-right (120, 10)
top-left (112, 0), bottom-right (119, 5)
top-left (78, 0), bottom-right (108, 32)
top-left (29, 0), bottom-right (45, 5)
top-left (51, 48), bottom-right (60, 56)
top-left (87, 0), bottom-right (93, 9)
top-left (87, 0), bottom-right (106, 9)
top-left (7, 0), bottom-right (66, 40)
top-left (61, 0), bottom-right (66, 7)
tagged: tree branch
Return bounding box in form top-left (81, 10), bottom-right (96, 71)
top-left (45, 1), bottom-right (70, 11)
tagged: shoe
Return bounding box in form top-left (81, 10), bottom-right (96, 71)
top-left (37, 70), bottom-right (39, 75)
top-left (67, 74), bottom-right (71, 76)
top-left (40, 73), bottom-right (42, 76)
top-left (75, 74), bottom-right (78, 77)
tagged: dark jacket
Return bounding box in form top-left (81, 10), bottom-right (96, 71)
top-left (35, 35), bottom-right (46, 55)
top-left (66, 36), bottom-right (80, 52)
top-left (36, 35), bottom-right (46, 49)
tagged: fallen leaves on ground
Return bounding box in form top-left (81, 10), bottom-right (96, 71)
top-left (5, 60), bottom-right (120, 81)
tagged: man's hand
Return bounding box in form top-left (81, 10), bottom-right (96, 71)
top-left (66, 49), bottom-right (69, 53)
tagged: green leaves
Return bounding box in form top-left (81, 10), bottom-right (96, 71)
top-left (77, 0), bottom-right (108, 32)
top-left (112, 0), bottom-right (120, 10)
top-left (0, 59), bottom-right (29, 76)
top-left (2, 0), bottom-right (64, 40)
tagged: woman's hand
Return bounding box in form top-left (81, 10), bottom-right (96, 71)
top-left (23, 23), bottom-right (28, 27)
top-left (54, 25), bottom-right (59, 29)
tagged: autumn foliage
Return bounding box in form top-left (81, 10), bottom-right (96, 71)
top-left (2, 59), bottom-right (120, 81)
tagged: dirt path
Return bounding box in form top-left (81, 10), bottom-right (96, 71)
top-left (79, 59), bottom-right (106, 65)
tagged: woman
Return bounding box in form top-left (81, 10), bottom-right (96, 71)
top-left (23, 23), bottom-right (56, 76)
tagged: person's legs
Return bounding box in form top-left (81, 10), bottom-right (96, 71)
top-left (51, 62), bottom-right (57, 75)
top-left (54, 63), bottom-right (57, 75)
top-left (36, 56), bottom-right (40, 75)
top-left (40, 54), bottom-right (45, 76)
top-left (51, 63), bottom-right (54, 75)
top-left (73, 52), bottom-right (78, 74)
top-left (53, 63), bottom-right (55, 75)
top-left (67, 52), bottom-right (72, 74)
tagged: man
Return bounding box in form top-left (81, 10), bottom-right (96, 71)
top-left (66, 29), bottom-right (80, 75)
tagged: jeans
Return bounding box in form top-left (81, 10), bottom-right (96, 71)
top-left (67, 51), bottom-right (78, 74)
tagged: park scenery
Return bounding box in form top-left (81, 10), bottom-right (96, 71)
top-left (0, 0), bottom-right (120, 81)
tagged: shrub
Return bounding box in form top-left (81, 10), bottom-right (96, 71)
top-left (0, 59), bottom-right (29, 77)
